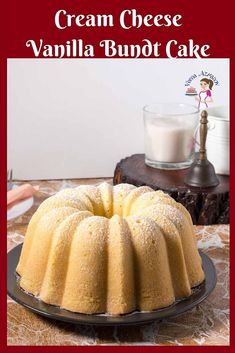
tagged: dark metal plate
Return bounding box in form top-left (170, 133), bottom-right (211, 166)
top-left (7, 244), bottom-right (216, 326)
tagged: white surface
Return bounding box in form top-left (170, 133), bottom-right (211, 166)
top-left (7, 59), bottom-right (229, 179)
top-left (206, 106), bottom-right (230, 175)
top-left (7, 185), bottom-right (34, 221)
top-left (207, 137), bottom-right (229, 175)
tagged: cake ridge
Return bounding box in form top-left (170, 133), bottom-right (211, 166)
top-left (41, 210), bottom-right (93, 306)
top-left (17, 182), bottom-right (205, 315)
top-left (75, 185), bottom-right (105, 216)
top-left (136, 203), bottom-right (204, 287)
top-left (135, 207), bottom-right (192, 297)
top-left (107, 215), bottom-right (135, 314)
top-left (16, 194), bottom-right (87, 275)
top-left (129, 190), bottom-right (171, 216)
top-left (126, 215), bottom-right (175, 310)
top-left (57, 188), bottom-right (94, 213)
top-left (122, 186), bottom-right (153, 217)
top-left (113, 183), bottom-right (136, 216)
top-left (98, 182), bottom-right (113, 218)
top-left (17, 207), bottom-right (79, 295)
top-left (62, 215), bottom-right (109, 314)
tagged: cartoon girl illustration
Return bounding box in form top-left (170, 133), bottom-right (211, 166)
top-left (195, 78), bottom-right (213, 110)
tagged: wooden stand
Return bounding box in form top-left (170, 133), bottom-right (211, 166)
top-left (113, 154), bottom-right (229, 225)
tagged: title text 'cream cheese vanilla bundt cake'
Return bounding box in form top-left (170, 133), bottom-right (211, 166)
top-left (16, 183), bottom-right (205, 315)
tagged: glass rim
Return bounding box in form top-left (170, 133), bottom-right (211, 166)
top-left (143, 103), bottom-right (199, 117)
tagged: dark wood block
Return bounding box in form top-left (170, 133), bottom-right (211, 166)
top-left (113, 154), bottom-right (229, 225)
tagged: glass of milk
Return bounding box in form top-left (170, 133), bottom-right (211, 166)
top-left (144, 103), bottom-right (199, 169)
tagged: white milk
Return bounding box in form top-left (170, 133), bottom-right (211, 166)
top-left (145, 118), bottom-right (195, 163)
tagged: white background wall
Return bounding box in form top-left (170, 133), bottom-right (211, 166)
top-left (7, 59), bottom-right (229, 180)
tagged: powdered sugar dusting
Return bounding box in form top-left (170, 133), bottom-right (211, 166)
top-left (7, 178), bottom-right (229, 346)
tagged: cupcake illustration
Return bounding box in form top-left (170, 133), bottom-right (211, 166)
top-left (195, 78), bottom-right (213, 109)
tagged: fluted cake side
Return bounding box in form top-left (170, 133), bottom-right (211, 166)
top-left (16, 182), bottom-right (205, 315)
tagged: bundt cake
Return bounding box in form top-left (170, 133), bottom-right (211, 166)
top-left (16, 183), bottom-right (205, 315)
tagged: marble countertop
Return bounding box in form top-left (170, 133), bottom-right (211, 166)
top-left (7, 179), bottom-right (230, 346)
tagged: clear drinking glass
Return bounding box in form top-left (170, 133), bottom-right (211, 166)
top-left (144, 103), bottom-right (199, 170)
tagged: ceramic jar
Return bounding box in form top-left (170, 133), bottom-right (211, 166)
top-left (207, 106), bottom-right (229, 175)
